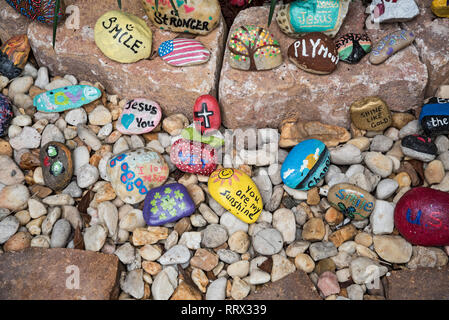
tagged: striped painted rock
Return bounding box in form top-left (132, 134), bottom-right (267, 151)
top-left (158, 38), bottom-right (211, 67)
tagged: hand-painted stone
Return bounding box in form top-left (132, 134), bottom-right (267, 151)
top-left (335, 33), bottom-right (371, 64)
top-left (158, 38), bottom-right (210, 67)
top-left (350, 96), bottom-right (392, 131)
top-left (107, 148), bottom-right (169, 204)
top-left (432, 0), bottom-right (449, 17)
top-left (143, 183), bottom-right (195, 226)
top-left (228, 26), bottom-right (282, 71)
top-left (369, 0), bottom-right (419, 23)
top-left (33, 85), bottom-right (102, 113)
top-left (208, 168), bottom-right (263, 224)
top-left (94, 10), bottom-right (153, 64)
top-left (170, 139), bottom-right (217, 176)
top-left (281, 139), bottom-right (330, 191)
top-left (181, 125), bottom-right (224, 148)
top-left (39, 142), bottom-right (73, 191)
top-left (288, 32), bottom-right (339, 74)
top-left (193, 95), bottom-right (221, 134)
top-left (395, 187), bottom-right (449, 246)
top-left (276, 0), bottom-right (350, 38)
top-left (369, 29), bottom-right (415, 65)
top-left (419, 97), bottom-right (449, 136)
top-left (0, 94), bottom-right (13, 137)
top-left (116, 98), bottom-right (162, 135)
top-left (0, 35), bottom-right (30, 79)
top-left (141, 0), bottom-right (221, 35)
top-left (401, 135), bottom-right (437, 162)
top-left (328, 183), bottom-right (375, 221)
top-left (5, 0), bottom-right (65, 24)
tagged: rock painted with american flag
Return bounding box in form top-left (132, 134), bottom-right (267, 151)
top-left (158, 38), bottom-right (211, 67)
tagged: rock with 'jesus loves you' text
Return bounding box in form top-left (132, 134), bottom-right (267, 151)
top-left (117, 98), bottom-right (162, 135)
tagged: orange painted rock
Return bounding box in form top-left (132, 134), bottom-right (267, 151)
top-left (0, 34), bottom-right (30, 79)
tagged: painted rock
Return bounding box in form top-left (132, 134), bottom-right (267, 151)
top-left (419, 97), bottom-right (449, 136)
top-left (0, 94), bottom-right (13, 137)
top-left (5, 0), bottom-right (65, 24)
top-left (0, 34), bottom-right (30, 79)
top-left (107, 148), bottom-right (169, 204)
top-left (141, 0), bottom-right (221, 35)
top-left (350, 96), bottom-right (392, 131)
top-left (328, 183), bottom-right (376, 220)
top-left (39, 142), bottom-right (73, 191)
top-left (181, 125), bottom-right (224, 148)
top-left (276, 0), bottom-right (350, 38)
top-left (193, 95), bottom-right (221, 134)
top-left (143, 183), bottom-right (195, 226)
top-left (288, 32), bottom-right (339, 74)
top-left (369, 0), bottom-right (419, 23)
top-left (170, 139), bottom-right (217, 176)
top-left (158, 38), bottom-right (210, 67)
top-left (432, 0), bottom-right (449, 17)
top-left (281, 139), bottom-right (330, 191)
top-left (228, 25), bottom-right (282, 71)
top-left (401, 135), bottom-right (437, 162)
top-left (208, 168), bottom-right (263, 224)
top-left (116, 98), bottom-right (162, 135)
top-left (369, 29), bottom-right (415, 65)
top-left (395, 187), bottom-right (449, 246)
top-left (335, 33), bottom-right (371, 64)
top-left (94, 10), bottom-right (153, 63)
top-left (33, 85), bottom-right (102, 113)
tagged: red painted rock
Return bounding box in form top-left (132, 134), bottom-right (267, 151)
top-left (193, 95), bottom-right (221, 134)
top-left (395, 187), bottom-right (449, 246)
top-left (170, 138), bottom-right (217, 176)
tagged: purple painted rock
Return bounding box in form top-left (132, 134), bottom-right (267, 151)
top-left (395, 187), bottom-right (449, 246)
top-left (193, 95), bottom-right (221, 134)
top-left (143, 183), bottom-right (195, 226)
top-left (0, 94), bottom-right (13, 137)
top-left (116, 98), bottom-right (162, 135)
top-left (170, 138), bottom-right (217, 176)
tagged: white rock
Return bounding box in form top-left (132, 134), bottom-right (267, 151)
top-left (8, 76), bottom-right (33, 99)
top-left (219, 211), bottom-right (249, 235)
top-left (41, 124), bottom-right (65, 147)
top-left (77, 124), bottom-right (101, 151)
top-left (152, 266), bottom-right (178, 300)
top-left (375, 179), bottom-right (399, 200)
top-left (0, 216), bottom-right (20, 244)
top-left (50, 219), bottom-right (71, 248)
top-left (114, 243), bottom-right (136, 264)
top-left (62, 181), bottom-right (83, 198)
top-left (77, 164), bottom-right (99, 188)
top-left (330, 144), bottom-right (363, 165)
top-left (398, 120), bottom-right (420, 138)
top-left (65, 108), bottom-right (87, 126)
top-left (347, 284), bottom-right (364, 300)
top-left (9, 126), bottom-right (41, 150)
top-left (89, 105), bottom-right (112, 126)
top-left (121, 269), bottom-right (144, 299)
top-left (252, 228), bottom-right (283, 255)
top-left (206, 277), bottom-right (227, 300)
top-left (272, 208), bottom-right (296, 244)
top-left (98, 201), bottom-right (118, 238)
top-left (178, 231), bottom-right (202, 250)
top-left (0, 76), bottom-right (9, 90)
top-left (98, 123), bottom-right (113, 140)
top-left (158, 244), bottom-right (190, 265)
top-left (113, 137), bottom-right (129, 154)
top-left (370, 135), bottom-right (393, 152)
top-left (247, 269), bottom-right (271, 285)
top-left (73, 146), bottom-right (90, 175)
top-left (64, 74), bottom-right (78, 85)
top-left (370, 200), bottom-right (395, 235)
top-left (364, 152), bottom-right (393, 178)
top-left (139, 244), bottom-right (162, 261)
top-left (28, 199), bottom-right (47, 219)
top-left (119, 209), bottom-right (146, 232)
top-left (283, 185), bottom-right (308, 200)
top-left (45, 78), bottom-right (72, 91)
top-left (227, 260), bottom-right (250, 278)
top-left (350, 257), bottom-right (388, 285)
top-left (35, 67), bottom-right (49, 89)
top-left (83, 224), bottom-right (107, 252)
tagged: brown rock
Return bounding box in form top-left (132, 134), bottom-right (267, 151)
top-left (424, 159), bottom-right (445, 185)
top-left (93, 182), bottom-right (116, 203)
top-left (0, 2), bottom-right (30, 41)
top-left (132, 227), bottom-right (169, 246)
top-left (397, 161), bottom-right (421, 186)
top-left (314, 258), bottom-right (336, 276)
top-left (0, 139), bottom-right (12, 156)
top-left (174, 217), bottom-right (192, 236)
top-left (302, 218), bottom-right (325, 242)
top-left (307, 187), bottom-right (320, 206)
top-left (30, 185), bottom-right (53, 198)
top-left (328, 224), bottom-right (358, 247)
top-left (324, 207), bottom-right (344, 226)
top-left (3, 231), bottom-right (31, 252)
top-left (391, 112), bottom-right (416, 129)
top-left (142, 261), bottom-right (162, 276)
top-left (19, 151), bottom-right (40, 170)
top-left (190, 248), bottom-right (219, 272)
top-left (170, 281), bottom-right (202, 300)
top-left (394, 172), bottom-right (412, 188)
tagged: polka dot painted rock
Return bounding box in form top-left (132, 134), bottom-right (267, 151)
top-left (0, 94), bottom-right (13, 137)
top-left (328, 183), bottom-right (376, 221)
top-left (143, 183), bottom-right (195, 226)
top-left (335, 33), bottom-right (371, 64)
top-left (432, 0), bottom-right (449, 17)
top-left (117, 98), bottom-right (162, 135)
top-left (208, 168), bottom-right (263, 224)
top-left (369, 29), bottom-right (415, 65)
top-left (39, 142), bottom-right (73, 191)
top-left (158, 38), bottom-right (210, 67)
top-left (5, 0), bottom-right (65, 24)
top-left (419, 97), bottom-right (449, 136)
top-left (193, 95), bottom-right (221, 134)
top-left (401, 135), bottom-right (437, 162)
top-left (281, 139), bottom-right (330, 191)
top-left (107, 148), bottom-right (169, 204)
top-left (0, 34), bottom-right (30, 79)
top-left (170, 138), bottom-right (217, 176)
top-left (395, 187), bottom-right (449, 246)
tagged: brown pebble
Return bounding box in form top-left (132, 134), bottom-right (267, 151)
top-left (3, 231), bottom-right (32, 252)
top-left (328, 224), bottom-right (358, 247)
top-left (307, 187), bottom-right (320, 206)
top-left (324, 207), bottom-right (344, 226)
top-left (391, 112), bottom-right (415, 129)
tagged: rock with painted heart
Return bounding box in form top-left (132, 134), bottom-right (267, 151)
top-left (350, 96), bottom-right (392, 131)
top-left (33, 85), bottom-right (102, 113)
top-left (117, 98), bottom-right (162, 135)
top-left (228, 25), bottom-right (282, 71)
top-left (288, 32), bottom-right (339, 74)
top-left (208, 168), bottom-right (263, 224)
top-left (0, 94), bottom-right (13, 137)
top-left (0, 34), bottom-right (30, 79)
top-left (369, 0), bottom-right (419, 23)
top-left (281, 139), bottom-right (330, 191)
top-left (335, 33), bottom-right (371, 64)
top-left (395, 187), bottom-right (449, 246)
top-left (193, 95), bottom-right (221, 134)
top-left (141, 0), bottom-right (221, 35)
top-left (328, 183), bottom-right (376, 221)
top-left (419, 97), bottom-right (449, 136)
top-left (181, 124), bottom-right (224, 148)
top-left (432, 0), bottom-right (449, 17)
top-left (94, 10), bottom-right (153, 63)
top-left (401, 135), bottom-right (437, 162)
top-left (143, 183), bottom-right (195, 226)
top-left (107, 148), bottom-right (169, 204)
top-left (39, 142), bottom-right (73, 191)
top-left (5, 0), bottom-right (65, 24)
top-left (369, 29), bottom-right (415, 65)
top-left (276, 0), bottom-right (350, 38)
top-left (158, 38), bottom-right (211, 67)
top-left (170, 138), bottom-right (217, 176)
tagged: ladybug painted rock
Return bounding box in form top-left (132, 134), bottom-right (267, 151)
top-left (193, 95), bottom-right (221, 134)
top-left (170, 138), bottom-right (217, 176)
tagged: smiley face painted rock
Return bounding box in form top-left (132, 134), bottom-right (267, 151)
top-left (328, 183), bottom-right (376, 221)
top-left (419, 97), bottom-right (449, 136)
top-left (5, 0), bottom-right (65, 24)
top-left (0, 34), bottom-right (30, 79)
top-left (208, 168), bottom-right (263, 224)
top-left (107, 148), bottom-right (169, 204)
top-left (170, 138), bottom-right (217, 176)
top-left (33, 85), bottom-right (102, 113)
top-left (395, 187), bottom-right (449, 246)
top-left (281, 139), bottom-right (330, 191)
top-left (117, 98), bottom-right (162, 135)
top-left (193, 95), bottom-right (221, 134)
top-left (0, 94), bottom-right (13, 137)
top-left (369, 29), bottom-right (415, 65)
top-left (335, 33), bottom-right (371, 64)
top-left (39, 142), bottom-right (73, 191)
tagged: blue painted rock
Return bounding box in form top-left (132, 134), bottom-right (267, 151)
top-left (369, 29), bottom-right (415, 65)
top-left (395, 187), bottom-right (449, 246)
top-left (39, 141), bottom-right (73, 191)
top-left (281, 139), bottom-right (330, 190)
top-left (0, 94), bottom-right (13, 137)
top-left (33, 85), bottom-right (102, 113)
top-left (419, 97), bottom-right (449, 136)
top-left (335, 33), bottom-right (372, 64)
top-left (170, 138), bottom-right (217, 176)
top-left (158, 38), bottom-right (211, 67)
top-left (143, 183), bottom-right (195, 226)
top-left (193, 95), bottom-right (221, 134)
top-left (5, 0), bottom-right (65, 24)
top-left (106, 148), bottom-right (169, 204)
top-left (328, 183), bottom-right (376, 220)
top-left (116, 98), bottom-right (162, 135)
top-left (401, 135), bottom-right (437, 162)
top-left (0, 34), bottom-right (30, 79)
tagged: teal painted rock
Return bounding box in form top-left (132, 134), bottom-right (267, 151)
top-left (181, 124), bottom-right (224, 148)
top-left (33, 85), bottom-right (102, 113)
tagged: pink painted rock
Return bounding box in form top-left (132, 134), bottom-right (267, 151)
top-left (193, 95), bottom-right (221, 134)
top-left (395, 187), bottom-right (449, 246)
top-left (116, 98), bottom-right (162, 135)
top-left (317, 271), bottom-right (340, 297)
top-left (170, 139), bottom-right (217, 176)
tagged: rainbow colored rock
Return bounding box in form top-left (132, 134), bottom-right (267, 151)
top-left (5, 0), bottom-right (65, 24)
top-left (0, 34), bottom-right (30, 79)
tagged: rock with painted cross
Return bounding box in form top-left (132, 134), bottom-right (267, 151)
top-left (193, 94), bottom-right (221, 134)
top-left (170, 138), bottom-right (217, 176)
top-left (143, 183), bottom-right (196, 226)
top-left (117, 98), bottom-right (162, 135)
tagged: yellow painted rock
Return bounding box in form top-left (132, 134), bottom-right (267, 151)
top-left (350, 96), bottom-right (392, 131)
top-left (208, 168), bottom-right (263, 224)
top-left (141, 0), bottom-right (221, 35)
top-left (432, 0), bottom-right (449, 17)
top-left (94, 10), bottom-right (152, 63)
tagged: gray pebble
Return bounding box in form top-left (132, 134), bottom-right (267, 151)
top-left (50, 219), bottom-right (71, 248)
